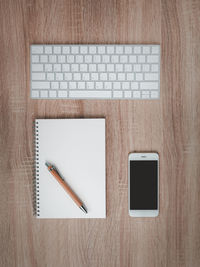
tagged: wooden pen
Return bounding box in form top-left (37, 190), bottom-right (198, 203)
top-left (45, 162), bottom-right (87, 214)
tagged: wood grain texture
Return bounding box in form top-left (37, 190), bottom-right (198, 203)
top-left (0, 0), bottom-right (200, 266)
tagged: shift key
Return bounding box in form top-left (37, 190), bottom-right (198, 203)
top-left (32, 82), bottom-right (50, 89)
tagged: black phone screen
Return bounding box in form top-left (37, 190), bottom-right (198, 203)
top-left (130, 160), bottom-right (158, 210)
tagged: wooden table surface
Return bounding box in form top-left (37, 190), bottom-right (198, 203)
top-left (1, 0), bottom-right (200, 266)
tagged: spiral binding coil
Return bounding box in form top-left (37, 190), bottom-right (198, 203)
top-left (34, 120), bottom-right (40, 217)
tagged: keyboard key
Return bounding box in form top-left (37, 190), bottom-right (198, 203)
top-left (58, 91), bottom-right (68, 98)
top-left (151, 46), bottom-right (159, 54)
top-left (80, 64), bottom-right (88, 72)
top-left (32, 46), bottom-right (43, 54)
top-left (80, 46), bottom-right (88, 54)
top-left (75, 55), bottom-right (83, 63)
top-left (134, 47), bottom-right (141, 54)
top-left (127, 73), bottom-right (134, 80)
top-left (133, 64), bottom-right (141, 72)
top-left (45, 46), bottom-right (52, 54)
top-left (131, 82), bottom-right (138, 89)
top-left (98, 46), bottom-right (105, 54)
top-left (64, 73), bottom-right (72, 80)
top-left (138, 55), bottom-right (145, 63)
top-left (142, 92), bottom-right (150, 98)
top-left (147, 55), bottom-right (159, 63)
top-left (32, 82), bottom-right (50, 89)
top-left (115, 64), bottom-right (123, 72)
top-left (124, 64), bottom-right (132, 72)
top-left (107, 46), bottom-right (115, 54)
top-left (124, 46), bottom-right (132, 54)
top-left (104, 82), bottom-right (112, 89)
top-left (49, 55), bottom-right (57, 63)
top-left (140, 82), bottom-right (158, 90)
top-left (71, 64), bottom-right (79, 72)
top-left (32, 90), bottom-right (39, 98)
top-left (135, 73), bottom-right (143, 81)
top-left (32, 73), bottom-right (45, 80)
top-left (82, 73), bottom-right (90, 80)
top-left (151, 91), bottom-right (159, 98)
top-left (118, 73), bottom-right (125, 81)
top-left (40, 90), bottom-right (48, 98)
top-left (71, 46), bottom-right (79, 54)
top-left (151, 64), bottom-right (159, 72)
top-left (69, 91), bottom-right (111, 98)
top-left (85, 55), bottom-right (92, 63)
top-left (116, 46), bottom-right (123, 54)
top-left (86, 82), bottom-right (94, 89)
top-left (113, 82), bottom-right (121, 89)
top-left (133, 91), bottom-right (141, 98)
top-left (60, 82), bottom-right (68, 89)
top-left (124, 91), bottom-right (132, 98)
top-left (97, 64), bottom-right (105, 72)
top-left (109, 73), bottom-right (116, 80)
top-left (62, 46), bottom-right (70, 54)
top-left (107, 64), bottom-right (114, 72)
top-left (100, 73), bottom-right (108, 80)
top-left (40, 55), bottom-right (48, 63)
top-left (113, 91), bottom-right (123, 98)
top-left (73, 73), bottom-right (81, 80)
top-left (47, 73), bottom-right (54, 80)
top-left (62, 64), bottom-right (70, 72)
top-left (53, 64), bottom-right (61, 72)
top-left (67, 55), bottom-right (74, 63)
top-left (32, 64), bottom-right (43, 71)
top-left (145, 73), bottom-right (159, 81)
top-left (91, 73), bottom-right (98, 80)
top-left (129, 55), bottom-right (137, 63)
top-left (58, 55), bottom-right (65, 63)
top-left (94, 55), bottom-right (101, 63)
top-left (96, 82), bottom-right (103, 89)
top-left (142, 64), bottom-right (150, 72)
top-left (32, 55), bottom-right (39, 63)
top-left (89, 64), bottom-right (96, 72)
top-left (111, 55), bottom-right (119, 63)
top-left (120, 55), bottom-right (128, 63)
top-left (69, 82), bottom-right (76, 89)
top-left (122, 82), bottom-right (130, 89)
top-left (51, 82), bottom-right (59, 89)
top-left (78, 82), bottom-right (85, 89)
top-left (102, 55), bottom-right (110, 63)
top-left (49, 91), bottom-right (57, 97)
top-left (56, 73), bottom-right (63, 80)
top-left (89, 46), bottom-right (96, 54)
top-left (142, 46), bottom-right (150, 54)
top-left (45, 64), bottom-right (52, 72)
top-left (54, 46), bottom-right (61, 54)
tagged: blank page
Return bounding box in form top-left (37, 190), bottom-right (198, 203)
top-left (35, 119), bottom-right (106, 218)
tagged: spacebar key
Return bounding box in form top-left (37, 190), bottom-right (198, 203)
top-left (69, 91), bottom-right (111, 98)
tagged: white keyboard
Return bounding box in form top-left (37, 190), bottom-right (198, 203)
top-left (30, 44), bottom-right (160, 99)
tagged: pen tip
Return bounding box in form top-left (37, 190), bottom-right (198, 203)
top-left (80, 205), bottom-right (87, 214)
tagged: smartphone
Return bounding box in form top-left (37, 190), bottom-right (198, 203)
top-left (128, 153), bottom-right (159, 217)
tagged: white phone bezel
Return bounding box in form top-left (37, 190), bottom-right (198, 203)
top-left (128, 152), bottom-right (159, 217)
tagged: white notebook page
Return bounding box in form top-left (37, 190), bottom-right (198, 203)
top-left (35, 119), bottom-right (106, 218)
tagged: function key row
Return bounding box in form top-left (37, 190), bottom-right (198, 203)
top-left (31, 45), bottom-right (160, 55)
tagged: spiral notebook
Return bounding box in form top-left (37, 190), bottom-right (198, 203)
top-left (34, 118), bottom-right (106, 218)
